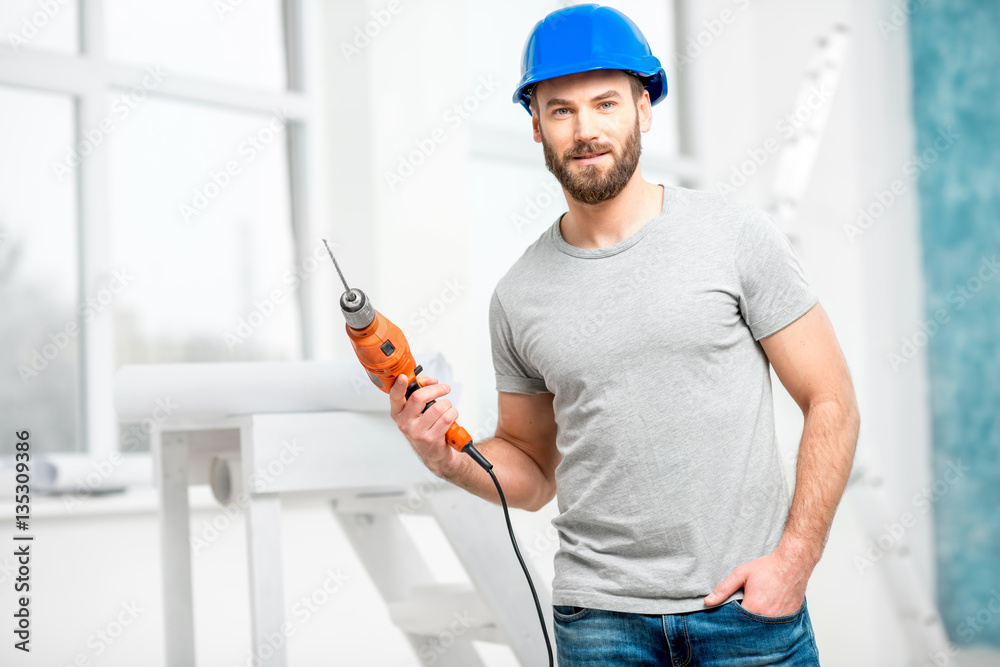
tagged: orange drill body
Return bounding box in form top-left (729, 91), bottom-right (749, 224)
top-left (321, 239), bottom-right (472, 454)
top-left (343, 308), bottom-right (473, 454)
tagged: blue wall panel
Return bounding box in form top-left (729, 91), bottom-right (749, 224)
top-left (909, 0), bottom-right (1000, 647)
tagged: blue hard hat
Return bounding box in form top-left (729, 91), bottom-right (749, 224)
top-left (513, 4), bottom-right (668, 115)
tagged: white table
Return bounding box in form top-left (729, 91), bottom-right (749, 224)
top-left (152, 410), bottom-right (429, 666)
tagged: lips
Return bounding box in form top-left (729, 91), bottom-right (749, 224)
top-left (572, 152), bottom-right (608, 160)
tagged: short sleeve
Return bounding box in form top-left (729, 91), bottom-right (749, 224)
top-left (488, 289), bottom-right (549, 394)
top-left (735, 212), bottom-right (819, 341)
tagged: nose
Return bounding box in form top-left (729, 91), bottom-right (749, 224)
top-left (573, 107), bottom-right (601, 145)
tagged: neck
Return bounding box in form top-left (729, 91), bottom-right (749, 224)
top-left (559, 172), bottom-right (664, 249)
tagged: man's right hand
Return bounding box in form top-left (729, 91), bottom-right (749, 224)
top-left (389, 373), bottom-right (464, 477)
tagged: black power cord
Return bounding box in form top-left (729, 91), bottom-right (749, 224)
top-left (462, 443), bottom-right (554, 667)
top-left (407, 368), bottom-right (554, 666)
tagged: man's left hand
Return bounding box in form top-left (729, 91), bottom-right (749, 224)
top-left (702, 542), bottom-right (816, 616)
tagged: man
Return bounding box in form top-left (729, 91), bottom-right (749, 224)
top-left (390, 5), bottom-right (860, 665)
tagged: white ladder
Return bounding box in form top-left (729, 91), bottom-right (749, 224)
top-left (766, 24), bottom-right (952, 664)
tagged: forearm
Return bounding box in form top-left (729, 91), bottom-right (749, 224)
top-left (435, 436), bottom-right (554, 511)
top-left (778, 398), bottom-right (861, 565)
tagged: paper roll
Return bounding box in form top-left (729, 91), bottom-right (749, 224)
top-left (112, 352), bottom-right (457, 423)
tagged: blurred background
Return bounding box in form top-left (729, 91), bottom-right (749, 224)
top-left (0, 0), bottom-right (997, 665)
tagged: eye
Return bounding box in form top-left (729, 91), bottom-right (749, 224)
top-left (599, 101), bottom-right (616, 110)
top-left (553, 108), bottom-right (570, 116)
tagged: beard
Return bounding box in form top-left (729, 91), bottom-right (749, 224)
top-left (541, 113), bottom-right (642, 205)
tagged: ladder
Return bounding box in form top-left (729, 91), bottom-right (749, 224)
top-left (766, 24), bottom-right (952, 664)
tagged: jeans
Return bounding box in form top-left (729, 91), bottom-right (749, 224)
top-left (552, 597), bottom-right (820, 666)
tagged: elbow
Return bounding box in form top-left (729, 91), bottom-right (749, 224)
top-left (525, 480), bottom-right (557, 512)
top-left (843, 389), bottom-right (861, 436)
top-left (808, 389), bottom-right (860, 424)
top-left (808, 394), bottom-right (861, 442)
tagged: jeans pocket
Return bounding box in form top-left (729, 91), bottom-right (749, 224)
top-left (553, 605), bottom-right (592, 623)
top-left (731, 599), bottom-right (805, 624)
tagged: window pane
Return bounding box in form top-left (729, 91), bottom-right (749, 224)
top-left (105, 0), bottom-right (286, 91)
top-left (0, 87), bottom-right (80, 455)
top-left (107, 95), bottom-right (300, 372)
top-left (0, 0), bottom-right (79, 55)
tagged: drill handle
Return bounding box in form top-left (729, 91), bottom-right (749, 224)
top-left (404, 365), bottom-right (474, 454)
top-left (404, 364), bottom-right (436, 414)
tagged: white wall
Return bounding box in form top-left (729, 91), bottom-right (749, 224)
top-left (679, 1), bottom-right (935, 664)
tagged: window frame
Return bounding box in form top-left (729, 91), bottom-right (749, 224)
top-left (0, 0), bottom-right (322, 461)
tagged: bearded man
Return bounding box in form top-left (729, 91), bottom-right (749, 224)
top-left (390, 5), bottom-right (860, 665)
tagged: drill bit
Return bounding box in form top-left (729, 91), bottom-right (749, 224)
top-left (324, 239), bottom-right (369, 323)
top-left (323, 239), bottom-right (350, 293)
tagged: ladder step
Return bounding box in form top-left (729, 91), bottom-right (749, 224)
top-left (388, 583), bottom-right (502, 642)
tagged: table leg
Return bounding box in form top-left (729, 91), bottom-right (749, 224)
top-left (156, 430), bottom-right (197, 667)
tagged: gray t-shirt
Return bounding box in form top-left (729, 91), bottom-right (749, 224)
top-left (488, 184), bottom-right (818, 615)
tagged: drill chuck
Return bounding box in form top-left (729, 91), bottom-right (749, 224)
top-left (339, 287), bottom-right (376, 330)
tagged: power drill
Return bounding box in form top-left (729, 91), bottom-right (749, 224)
top-left (322, 240), bottom-right (492, 472)
top-left (323, 239), bottom-right (553, 665)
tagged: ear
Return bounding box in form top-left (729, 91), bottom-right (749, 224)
top-left (638, 90), bottom-right (653, 133)
top-left (532, 111), bottom-right (542, 143)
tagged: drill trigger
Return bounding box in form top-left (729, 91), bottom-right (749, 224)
top-left (405, 364), bottom-right (436, 414)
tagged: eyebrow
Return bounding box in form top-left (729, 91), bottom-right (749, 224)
top-left (545, 89), bottom-right (622, 110)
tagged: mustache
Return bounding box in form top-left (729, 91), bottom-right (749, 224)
top-left (566, 143), bottom-right (615, 159)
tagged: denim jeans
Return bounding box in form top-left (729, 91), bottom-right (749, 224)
top-left (552, 597), bottom-right (820, 666)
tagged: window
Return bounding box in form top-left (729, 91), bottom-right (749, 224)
top-left (0, 0), bottom-right (314, 457)
top-left (0, 0), bottom-right (80, 55)
top-left (0, 87), bottom-right (80, 455)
